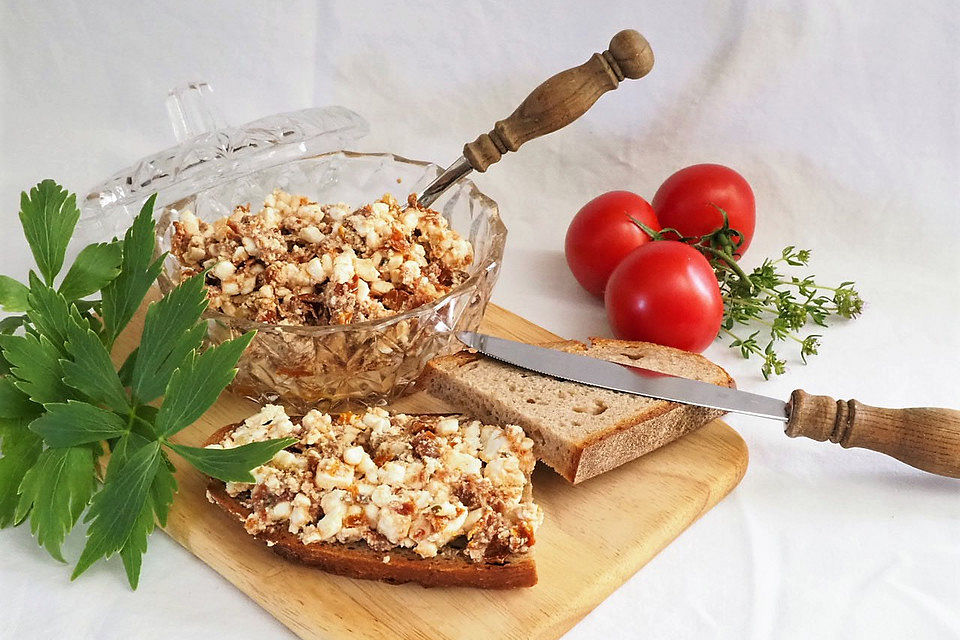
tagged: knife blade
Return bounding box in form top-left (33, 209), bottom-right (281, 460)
top-left (417, 157), bottom-right (472, 208)
top-left (456, 331), bottom-right (789, 421)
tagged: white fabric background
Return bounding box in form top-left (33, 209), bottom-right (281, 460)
top-left (2, 1), bottom-right (959, 638)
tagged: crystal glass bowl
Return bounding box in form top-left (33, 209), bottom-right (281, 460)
top-left (156, 151), bottom-right (506, 411)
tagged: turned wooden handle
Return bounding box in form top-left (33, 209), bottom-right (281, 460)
top-left (463, 29), bottom-right (654, 172)
top-left (786, 390), bottom-right (960, 478)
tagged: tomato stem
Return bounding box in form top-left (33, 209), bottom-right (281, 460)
top-left (697, 245), bottom-right (751, 283)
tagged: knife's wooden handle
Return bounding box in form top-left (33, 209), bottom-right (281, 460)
top-left (462, 29), bottom-right (653, 172)
top-left (786, 389), bottom-right (960, 478)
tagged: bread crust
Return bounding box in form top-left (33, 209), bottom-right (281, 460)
top-left (419, 338), bottom-right (735, 484)
top-left (569, 337), bottom-right (735, 482)
top-left (203, 424), bottom-right (537, 589)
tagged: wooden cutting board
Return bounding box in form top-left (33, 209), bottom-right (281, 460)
top-left (119, 300), bottom-right (748, 640)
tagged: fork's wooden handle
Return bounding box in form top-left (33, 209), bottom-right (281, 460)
top-left (463, 29), bottom-right (653, 172)
top-left (786, 389), bottom-right (960, 478)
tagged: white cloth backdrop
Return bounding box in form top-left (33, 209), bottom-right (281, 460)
top-left (1, 1), bottom-right (958, 638)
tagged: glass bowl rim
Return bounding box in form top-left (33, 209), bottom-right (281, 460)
top-left (157, 149), bottom-right (507, 336)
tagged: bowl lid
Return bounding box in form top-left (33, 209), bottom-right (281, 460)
top-left (75, 81), bottom-right (368, 248)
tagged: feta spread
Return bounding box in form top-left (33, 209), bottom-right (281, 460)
top-left (208, 405), bottom-right (542, 562)
top-left (171, 190), bottom-right (474, 325)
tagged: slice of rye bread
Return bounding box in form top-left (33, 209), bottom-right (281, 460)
top-left (203, 424), bottom-right (537, 589)
top-left (419, 338), bottom-right (735, 484)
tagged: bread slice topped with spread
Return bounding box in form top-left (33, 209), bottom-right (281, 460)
top-left (420, 337), bottom-right (734, 484)
top-left (204, 405), bottom-right (543, 588)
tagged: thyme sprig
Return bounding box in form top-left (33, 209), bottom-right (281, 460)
top-left (634, 208), bottom-right (863, 378)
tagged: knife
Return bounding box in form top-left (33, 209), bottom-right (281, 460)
top-left (456, 331), bottom-right (960, 479)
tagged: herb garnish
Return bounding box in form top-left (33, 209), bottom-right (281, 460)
top-left (0, 180), bottom-right (295, 588)
top-left (635, 208), bottom-right (863, 378)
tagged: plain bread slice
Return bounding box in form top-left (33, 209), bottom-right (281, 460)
top-left (419, 338), bottom-right (734, 483)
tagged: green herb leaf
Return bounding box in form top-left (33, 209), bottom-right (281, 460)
top-left (104, 432), bottom-right (147, 479)
top-left (58, 241), bottom-right (123, 301)
top-left (129, 404), bottom-right (160, 441)
top-left (118, 497), bottom-right (154, 589)
top-left (3, 179), bottom-right (276, 588)
top-left (30, 402), bottom-right (128, 448)
top-left (128, 273), bottom-right (207, 404)
top-left (25, 272), bottom-right (73, 351)
top-left (0, 376), bottom-right (42, 419)
top-left (61, 316), bottom-right (130, 413)
top-left (118, 347), bottom-right (138, 385)
top-left (154, 332), bottom-right (255, 437)
top-left (0, 276), bottom-right (30, 312)
top-left (167, 438), bottom-right (297, 482)
top-left (0, 333), bottom-right (72, 404)
top-left (0, 419), bottom-right (43, 527)
top-left (19, 180), bottom-right (81, 285)
top-left (73, 439), bottom-right (161, 580)
top-left (100, 194), bottom-right (164, 345)
top-left (151, 452), bottom-right (177, 527)
top-left (119, 450), bottom-right (177, 589)
top-left (0, 315), bottom-right (28, 336)
top-left (15, 446), bottom-right (98, 561)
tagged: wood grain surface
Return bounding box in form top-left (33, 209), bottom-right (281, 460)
top-left (462, 29), bottom-right (654, 172)
top-left (786, 389), bottom-right (960, 478)
top-left (116, 297), bottom-right (748, 640)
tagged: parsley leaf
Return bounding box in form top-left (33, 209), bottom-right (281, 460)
top-left (128, 273), bottom-right (207, 404)
top-left (117, 347), bottom-right (138, 385)
top-left (118, 501), bottom-right (152, 588)
top-left (154, 332), bottom-right (255, 437)
top-left (19, 180), bottom-right (80, 286)
top-left (106, 434), bottom-right (176, 523)
top-left (30, 402), bottom-right (128, 448)
top-left (15, 446), bottom-right (98, 561)
top-left (126, 404), bottom-right (160, 442)
top-left (151, 452), bottom-right (178, 528)
top-left (118, 446), bottom-right (177, 589)
top-left (58, 241), bottom-right (123, 300)
top-left (103, 432), bottom-right (147, 479)
top-left (2, 180), bottom-right (270, 588)
top-left (26, 272), bottom-right (74, 351)
top-left (61, 316), bottom-right (130, 413)
top-left (73, 439), bottom-right (161, 580)
top-left (0, 315), bottom-right (28, 336)
top-left (0, 276), bottom-right (30, 312)
top-left (118, 496), bottom-right (156, 589)
top-left (100, 194), bottom-right (164, 345)
top-left (0, 419), bottom-right (43, 527)
top-left (0, 333), bottom-right (72, 404)
top-left (0, 376), bottom-right (41, 419)
top-left (167, 438), bottom-right (298, 482)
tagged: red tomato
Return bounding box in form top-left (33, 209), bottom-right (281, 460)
top-left (604, 241), bottom-right (723, 353)
top-left (565, 191), bottom-right (661, 298)
top-left (652, 164), bottom-right (756, 257)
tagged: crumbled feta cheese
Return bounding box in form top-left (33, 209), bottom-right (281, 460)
top-left (272, 449), bottom-right (298, 469)
top-left (178, 210), bottom-right (201, 236)
top-left (213, 406), bottom-right (541, 562)
top-left (305, 257), bottom-right (326, 282)
top-left (343, 446), bottom-right (364, 466)
top-left (436, 418), bottom-right (459, 436)
top-left (299, 225), bottom-right (324, 244)
top-left (172, 190), bottom-right (473, 327)
top-left (270, 501), bottom-right (292, 520)
top-left (212, 260), bottom-right (236, 280)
